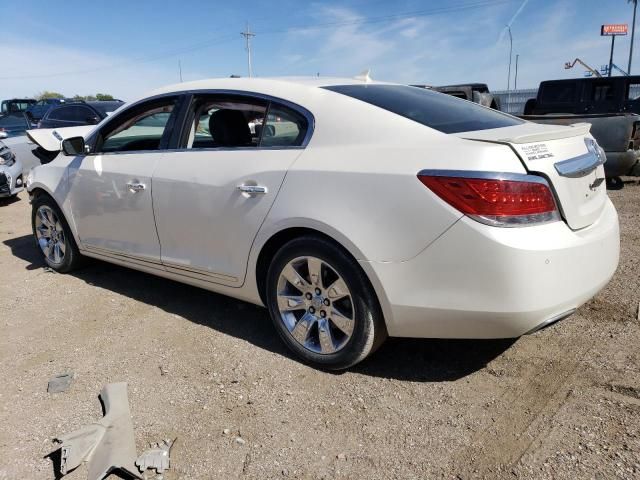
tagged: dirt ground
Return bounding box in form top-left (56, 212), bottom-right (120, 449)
top-left (0, 182), bottom-right (639, 480)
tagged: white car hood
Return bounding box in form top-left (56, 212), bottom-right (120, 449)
top-left (26, 126), bottom-right (94, 152)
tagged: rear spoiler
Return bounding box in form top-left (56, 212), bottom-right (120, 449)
top-left (26, 125), bottom-right (94, 152)
top-left (498, 123), bottom-right (591, 144)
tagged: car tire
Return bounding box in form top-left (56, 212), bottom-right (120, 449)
top-left (606, 176), bottom-right (624, 190)
top-left (31, 194), bottom-right (82, 273)
top-left (266, 235), bottom-right (387, 370)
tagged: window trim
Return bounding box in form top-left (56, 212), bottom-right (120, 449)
top-left (85, 90), bottom-right (314, 155)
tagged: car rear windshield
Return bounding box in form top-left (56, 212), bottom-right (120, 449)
top-left (322, 84), bottom-right (522, 134)
top-left (91, 101), bottom-right (123, 116)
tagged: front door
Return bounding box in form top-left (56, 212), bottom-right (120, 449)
top-left (68, 96), bottom-right (180, 263)
top-left (152, 94), bottom-right (311, 286)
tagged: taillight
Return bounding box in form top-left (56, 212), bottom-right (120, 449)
top-left (418, 171), bottom-right (560, 227)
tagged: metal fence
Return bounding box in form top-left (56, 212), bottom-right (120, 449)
top-left (493, 89), bottom-right (538, 115)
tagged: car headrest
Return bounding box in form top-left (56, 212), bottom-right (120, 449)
top-left (209, 109), bottom-right (251, 147)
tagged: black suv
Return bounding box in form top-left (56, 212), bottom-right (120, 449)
top-left (38, 100), bottom-right (124, 128)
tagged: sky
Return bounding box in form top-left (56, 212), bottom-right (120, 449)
top-left (2, 0), bottom-right (639, 100)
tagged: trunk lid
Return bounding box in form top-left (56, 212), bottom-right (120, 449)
top-left (26, 125), bottom-right (94, 152)
top-left (455, 122), bottom-right (607, 230)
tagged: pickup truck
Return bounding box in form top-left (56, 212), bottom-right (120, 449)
top-left (412, 83), bottom-right (501, 109)
top-left (521, 77), bottom-right (640, 186)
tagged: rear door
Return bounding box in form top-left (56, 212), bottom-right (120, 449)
top-left (152, 93), bottom-right (311, 286)
top-left (458, 122), bottom-right (607, 230)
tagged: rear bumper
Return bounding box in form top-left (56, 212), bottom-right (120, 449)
top-left (366, 199), bottom-right (620, 338)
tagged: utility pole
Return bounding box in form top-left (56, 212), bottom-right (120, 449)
top-left (506, 25), bottom-right (513, 113)
top-left (629, 0), bottom-right (638, 74)
top-left (178, 59), bottom-right (183, 82)
top-left (609, 35), bottom-right (616, 77)
top-left (514, 54), bottom-right (519, 91)
top-left (240, 21), bottom-right (255, 77)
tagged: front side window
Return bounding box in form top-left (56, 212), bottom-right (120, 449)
top-left (627, 83), bottom-right (640, 100)
top-left (323, 84), bottom-right (522, 134)
top-left (96, 99), bottom-right (176, 153)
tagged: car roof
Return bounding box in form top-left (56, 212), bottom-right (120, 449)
top-left (142, 76), bottom-right (393, 103)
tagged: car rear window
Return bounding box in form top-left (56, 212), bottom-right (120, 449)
top-left (91, 101), bottom-right (123, 116)
top-left (322, 84), bottom-right (522, 134)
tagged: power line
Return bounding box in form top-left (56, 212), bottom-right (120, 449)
top-left (255, 0), bottom-right (514, 35)
top-left (0, 0), bottom-right (514, 81)
top-left (0, 32), bottom-right (237, 80)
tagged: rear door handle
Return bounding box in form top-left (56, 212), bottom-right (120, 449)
top-left (126, 182), bottom-right (146, 193)
top-left (237, 184), bottom-right (268, 195)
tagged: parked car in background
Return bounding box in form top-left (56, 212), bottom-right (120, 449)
top-left (412, 83), bottom-right (501, 109)
top-left (26, 98), bottom-right (72, 125)
top-left (521, 76), bottom-right (640, 186)
top-left (0, 112), bottom-right (31, 138)
top-left (38, 100), bottom-right (124, 128)
top-left (26, 78), bottom-right (619, 369)
top-left (1, 98), bottom-right (37, 114)
top-left (0, 138), bottom-right (24, 198)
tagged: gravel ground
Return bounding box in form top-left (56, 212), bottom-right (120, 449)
top-left (0, 182), bottom-right (639, 480)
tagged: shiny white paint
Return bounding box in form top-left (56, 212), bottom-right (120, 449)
top-left (26, 77), bottom-right (620, 339)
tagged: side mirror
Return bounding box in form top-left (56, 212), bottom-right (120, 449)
top-left (86, 115), bottom-right (100, 125)
top-left (0, 130), bottom-right (7, 139)
top-left (61, 136), bottom-right (86, 156)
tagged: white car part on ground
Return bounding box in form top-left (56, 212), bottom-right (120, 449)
top-left (52, 383), bottom-right (141, 480)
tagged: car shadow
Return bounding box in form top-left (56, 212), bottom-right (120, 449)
top-left (0, 194), bottom-right (21, 207)
top-left (3, 234), bottom-right (515, 382)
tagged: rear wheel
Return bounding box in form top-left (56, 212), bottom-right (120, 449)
top-left (31, 195), bottom-right (82, 272)
top-left (606, 176), bottom-right (624, 190)
top-left (266, 236), bottom-right (386, 370)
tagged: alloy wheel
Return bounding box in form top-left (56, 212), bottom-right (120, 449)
top-left (34, 205), bottom-right (66, 265)
top-left (276, 256), bottom-right (355, 354)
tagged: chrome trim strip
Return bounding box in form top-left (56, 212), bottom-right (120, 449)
top-left (554, 152), bottom-right (605, 178)
top-left (81, 245), bottom-right (164, 266)
top-left (162, 260), bottom-right (238, 282)
top-left (417, 169), bottom-right (551, 185)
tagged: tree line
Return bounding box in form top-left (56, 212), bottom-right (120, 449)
top-left (36, 91), bottom-right (116, 101)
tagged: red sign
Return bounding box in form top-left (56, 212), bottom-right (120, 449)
top-left (601, 24), bottom-right (628, 36)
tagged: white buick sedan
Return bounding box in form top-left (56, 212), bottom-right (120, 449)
top-left (26, 77), bottom-right (619, 369)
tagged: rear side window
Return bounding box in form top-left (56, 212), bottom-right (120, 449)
top-left (261, 104), bottom-right (308, 147)
top-left (540, 83), bottom-right (576, 104)
top-left (48, 106), bottom-right (75, 121)
top-left (591, 82), bottom-right (615, 102)
top-left (323, 85), bottom-right (521, 134)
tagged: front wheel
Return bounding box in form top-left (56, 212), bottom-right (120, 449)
top-left (31, 194), bottom-right (82, 272)
top-left (266, 236), bottom-right (387, 370)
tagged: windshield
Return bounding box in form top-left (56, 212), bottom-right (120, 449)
top-left (323, 84), bottom-right (522, 134)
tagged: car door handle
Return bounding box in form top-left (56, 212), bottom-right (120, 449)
top-left (237, 184), bottom-right (268, 195)
top-left (126, 182), bottom-right (146, 193)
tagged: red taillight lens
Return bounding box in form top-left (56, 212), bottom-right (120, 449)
top-left (418, 173), bottom-right (560, 226)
